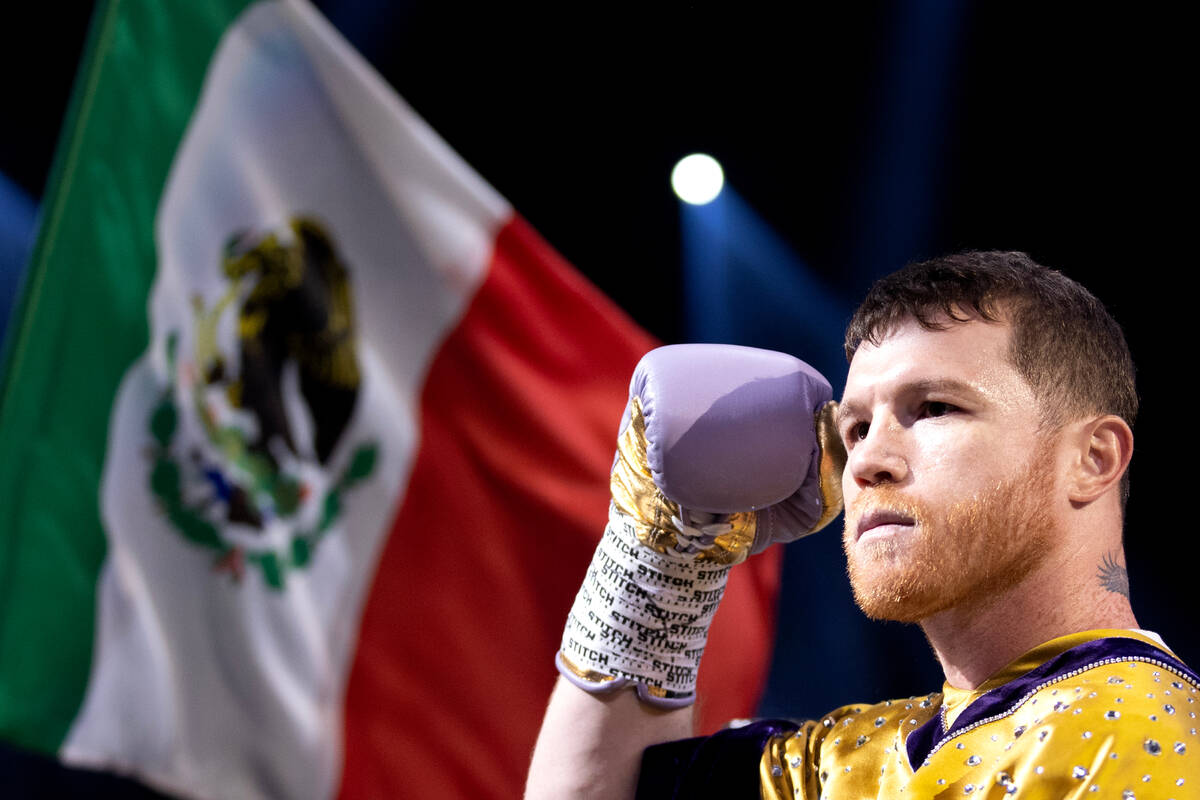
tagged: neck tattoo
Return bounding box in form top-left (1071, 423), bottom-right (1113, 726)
top-left (1096, 552), bottom-right (1130, 599)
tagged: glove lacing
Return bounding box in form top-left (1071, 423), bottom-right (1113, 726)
top-left (666, 509), bottom-right (734, 557)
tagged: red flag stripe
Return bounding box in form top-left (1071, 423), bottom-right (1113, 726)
top-left (338, 215), bottom-right (781, 799)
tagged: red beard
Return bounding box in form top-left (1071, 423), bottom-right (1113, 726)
top-left (843, 442), bottom-right (1056, 623)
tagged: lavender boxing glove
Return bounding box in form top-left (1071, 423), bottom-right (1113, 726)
top-left (557, 344), bottom-right (845, 707)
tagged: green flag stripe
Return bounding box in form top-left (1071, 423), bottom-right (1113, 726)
top-left (0, 3), bottom-right (114, 405)
top-left (0, 0), bottom-right (254, 753)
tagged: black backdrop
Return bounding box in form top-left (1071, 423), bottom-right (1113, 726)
top-left (2, 1), bottom-right (1194, 721)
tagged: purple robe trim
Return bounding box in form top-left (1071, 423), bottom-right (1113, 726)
top-left (904, 636), bottom-right (1199, 771)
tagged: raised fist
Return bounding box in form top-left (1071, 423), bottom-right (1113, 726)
top-left (558, 344), bottom-right (845, 706)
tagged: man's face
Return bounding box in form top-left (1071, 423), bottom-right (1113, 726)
top-left (838, 316), bottom-right (1060, 622)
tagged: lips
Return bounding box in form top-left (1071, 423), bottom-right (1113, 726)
top-left (855, 508), bottom-right (916, 542)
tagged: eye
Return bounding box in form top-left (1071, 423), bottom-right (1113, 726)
top-left (924, 401), bottom-right (954, 418)
top-left (845, 420), bottom-right (870, 443)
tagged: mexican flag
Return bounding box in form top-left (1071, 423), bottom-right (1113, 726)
top-left (0, 2), bottom-right (783, 798)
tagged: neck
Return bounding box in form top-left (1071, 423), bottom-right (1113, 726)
top-left (920, 542), bottom-right (1138, 690)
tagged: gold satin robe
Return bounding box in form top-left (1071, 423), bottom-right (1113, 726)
top-left (760, 631), bottom-right (1198, 799)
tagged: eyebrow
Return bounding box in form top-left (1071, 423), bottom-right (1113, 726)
top-left (903, 378), bottom-right (983, 399)
top-left (834, 399), bottom-right (862, 430)
top-left (836, 378), bottom-right (984, 428)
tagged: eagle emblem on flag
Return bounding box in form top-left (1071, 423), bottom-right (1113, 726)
top-left (145, 216), bottom-right (378, 589)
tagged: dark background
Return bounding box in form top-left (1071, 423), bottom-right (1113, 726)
top-left (2, 2), bottom-right (1194, 720)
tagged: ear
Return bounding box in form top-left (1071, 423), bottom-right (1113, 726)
top-left (1067, 415), bottom-right (1134, 504)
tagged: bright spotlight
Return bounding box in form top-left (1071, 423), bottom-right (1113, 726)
top-left (671, 154), bottom-right (724, 205)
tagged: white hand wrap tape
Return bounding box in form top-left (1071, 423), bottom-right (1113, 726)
top-left (557, 504), bottom-right (731, 706)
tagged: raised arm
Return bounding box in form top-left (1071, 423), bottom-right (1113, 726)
top-left (525, 344), bottom-right (845, 799)
top-left (525, 676), bottom-right (693, 800)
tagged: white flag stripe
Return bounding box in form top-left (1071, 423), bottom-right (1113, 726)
top-left (285, 0), bottom-right (510, 275)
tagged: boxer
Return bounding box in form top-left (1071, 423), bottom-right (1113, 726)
top-left (526, 251), bottom-right (1197, 799)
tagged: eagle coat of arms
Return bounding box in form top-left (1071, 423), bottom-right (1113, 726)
top-left (147, 217), bottom-right (378, 588)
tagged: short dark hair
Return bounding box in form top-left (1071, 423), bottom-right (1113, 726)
top-left (844, 251), bottom-right (1137, 499)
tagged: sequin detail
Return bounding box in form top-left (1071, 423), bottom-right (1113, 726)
top-left (789, 641), bottom-right (1199, 798)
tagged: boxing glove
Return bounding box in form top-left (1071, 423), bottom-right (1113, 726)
top-left (557, 344), bottom-right (844, 707)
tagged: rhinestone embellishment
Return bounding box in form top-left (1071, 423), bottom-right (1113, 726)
top-left (1145, 739), bottom-right (1162, 755)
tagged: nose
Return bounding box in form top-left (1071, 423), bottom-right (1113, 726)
top-left (846, 417), bottom-right (909, 488)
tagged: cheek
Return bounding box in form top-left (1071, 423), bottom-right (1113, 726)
top-left (906, 432), bottom-right (958, 484)
top-left (913, 428), bottom-right (1030, 488)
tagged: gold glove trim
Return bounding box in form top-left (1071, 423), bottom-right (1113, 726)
top-left (810, 400), bottom-right (846, 534)
top-left (696, 515), bottom-right (756, 565)
top-left (610, 396), bottom-right (685, 552)
top-left (558, 651), bottom-right (618, 685)
top-left (610, 397), bottom-right (756, 563)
